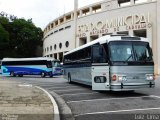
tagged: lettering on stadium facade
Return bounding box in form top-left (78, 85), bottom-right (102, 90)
top-left (77, 13), bottom-right (152, 37)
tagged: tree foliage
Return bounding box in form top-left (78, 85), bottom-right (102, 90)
top-left (0, 12), bottom-right (43, 59)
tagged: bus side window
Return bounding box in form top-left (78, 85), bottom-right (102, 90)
top-left (46, 61), bottom-right (52, 68)
top-left (92, 44), bottom-right (108, 63)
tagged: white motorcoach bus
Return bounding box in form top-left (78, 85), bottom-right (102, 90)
top-left (63, 35), bottom-right (155, 91)
top-left (1, 57), bottom-right (63, 77)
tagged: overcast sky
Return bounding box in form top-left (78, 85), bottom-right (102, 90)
top-left (0, 0), bottom-right (102, 29)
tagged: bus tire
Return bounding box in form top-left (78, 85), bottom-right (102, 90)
top-left (68, 73), bottom-right (72, 84)
top-left (41, 72), bottom-right (46, 78)
top-left (49, 75), bottom-right (53, 78)
top-left (18, 74), bottom-right (23, 77)
top-left (10, 72), bottom-right (16, 77)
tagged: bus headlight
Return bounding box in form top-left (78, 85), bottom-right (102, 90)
top-left (146, 74), bottom-right (154, 80)
top-left (118, 75), bottom-right (127, 81)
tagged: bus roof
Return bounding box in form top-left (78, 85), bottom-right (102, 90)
top-left (64, 35), bottom-right (149, 56)
top-left (2, 57), bottom-right (58, 62)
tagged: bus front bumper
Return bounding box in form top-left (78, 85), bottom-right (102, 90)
top-left (110, 82), bottom-right (155, 91)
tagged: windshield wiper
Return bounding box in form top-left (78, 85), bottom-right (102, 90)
top-left (125, 54), bottom-right (133, 62)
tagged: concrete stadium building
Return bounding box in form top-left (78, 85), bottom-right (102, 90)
top-left (43, 0), bottom-right (160, 74)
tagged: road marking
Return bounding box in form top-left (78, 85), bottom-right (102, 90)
top-left (150, 95), bottom-right (160, 99)
top-left (60, 92), bottom-right (98, 96)
top-left (18, 84), bottom-right (32, 87)
top-left (36, 86), bottom-right (60, 120)
top-left (67, 96), bottom-right (151, 103)
top-left (75, 107), bottom-right (160, 117)
top-left (38, 83), bottom-right (69, 86)
top-left (52, 88), bottom-right (89, 92)
top-left (47, 86), bottom-right (81, 89)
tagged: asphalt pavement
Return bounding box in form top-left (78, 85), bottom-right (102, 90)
top-left (1, 75), bottom-right (160, 120)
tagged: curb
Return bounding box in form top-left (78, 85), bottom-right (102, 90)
top-left (36, 86), bottom-right (60, 120)
top-left (49, 91), bottom-right (75, 120)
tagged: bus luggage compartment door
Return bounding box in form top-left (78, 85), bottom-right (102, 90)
top-left (92, 64), bottom-right (110, 91)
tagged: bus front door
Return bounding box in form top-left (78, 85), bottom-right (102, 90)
top-left (91, 64), bottom-right (110, 91)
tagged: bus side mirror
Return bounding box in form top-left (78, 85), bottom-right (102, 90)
top-left (150, 47), bottom-right (153, 56)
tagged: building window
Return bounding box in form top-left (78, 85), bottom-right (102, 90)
top-left (79, 37), bottom-right (87, 46)
top-left (54, 44), bottom-right (57, 50)
top-left (59, 43), bottom-right (62, 49)
top-left (90, 35), bottom-right (98, 41)
top-left (59, 28), bottom-right (64, 31)
top-left (117, 31), bottom-right (129, 35)
top-left (65, 26), bottom-right (71, 29)
top-left (54, 54), bottom-right (57, 59)
top-left (50, 46), bottom-right (52, 51)
top-left (134, 29), bottom-right (147, 38)
top-left (65, 41), bottom-right (69, 47)
top-left (54, 30), bottom-right (58, 33)
top-left (47, 47), bottom-right (49, 52)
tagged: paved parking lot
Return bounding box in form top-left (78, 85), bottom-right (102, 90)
top-left (2, 76), bottom-right (160, 120)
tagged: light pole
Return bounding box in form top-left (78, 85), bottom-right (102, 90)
top-left (74, 0), bottom-right (78, 48)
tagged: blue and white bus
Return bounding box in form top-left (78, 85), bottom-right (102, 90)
top-left (1, 57), bottom-right (63, 77)
top-left (63, 35), bottom-right (155, 91)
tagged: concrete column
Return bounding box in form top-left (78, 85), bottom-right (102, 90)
top-left (80, 10), bottom-right (83, 17)
top-left (58, 19), bottom-right (60, 25)
top-left (156, 0), bottom-right (160, 74)
top-left (74, 0), bottom-right (78, 48)
top-left (57, 53), bottom-right (59, 60)
top-left (114, 0), bottom-right (119, 8)
top-left (99, 34), bottom-right (102, 38)
top-left (130, 0), bottom-right (135, 5)
top-left (89, 7), bottom-right (93, 14)
top-left (87, 34), bottom-right (91, 43)
top-left (129, 30), bottom-right (134, 36)
top-left (147, 0), bottom-right (152, 2)
top-left (71, 13), bottom-right (74, 20)
top-left (76, 38), bottom-right (79, 47)
top-left (147, 28), bottom-right (152, 47)
top-left (64, 16), bottom-right (66, 22)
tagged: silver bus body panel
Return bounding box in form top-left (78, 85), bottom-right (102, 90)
top-left (92, 64), bottom-right (110, 90)
top-left (64, 65), bottom-right (154, 91)
top-left (64, 67), bottom-right (92, 85)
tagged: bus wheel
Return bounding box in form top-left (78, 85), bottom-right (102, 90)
top-left (10, 72), bottom-right (16, 77)
top-left (68, 73), bottom-right (72, 84)
top-left (41, 72), bottom-right (46, 78)
top-left (49, 75), bottom-right (53, 78)
top-left (18, 75), bottom-right (23, 77)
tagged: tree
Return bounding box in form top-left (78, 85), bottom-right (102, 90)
top-left (0, 14), bottom-right (43, 58)
top-left (0, 24), bottom-right (10, 59)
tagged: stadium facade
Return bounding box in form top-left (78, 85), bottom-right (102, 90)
top-left (43, 0), bottom-right (160, 74)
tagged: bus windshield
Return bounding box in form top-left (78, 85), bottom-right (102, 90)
top-left (52, 61), bottom-right (61, 67)
top-left (109, 41), bottom-right (153, 62)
